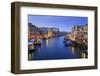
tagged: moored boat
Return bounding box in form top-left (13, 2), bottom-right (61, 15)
top-left (33, 39), bottom-right (41, 45)
top-left (65, 40), bottom-right (75, 46)
top-left (28, 42), bottom-right (35, 53)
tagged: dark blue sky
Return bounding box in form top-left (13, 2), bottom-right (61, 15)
top-left (28, 15), bottom-right (88, 32)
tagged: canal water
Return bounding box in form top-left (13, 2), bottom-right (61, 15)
top-left (28, 36), bottom-right (87, 60)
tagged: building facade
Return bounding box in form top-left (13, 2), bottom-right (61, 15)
top-left (71, 24), bottom-right (88, 44)
top-left (28, 23), bottom-right (60, 39)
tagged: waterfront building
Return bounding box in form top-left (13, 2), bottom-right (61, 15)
top-left (28, 23), bottom-right (60, 39)
top-left (71, 24), bottom-right (88, 44)
top-left (40, 27), bottom-right (59, 38)
top-left (28, 23), bottom-right (41, 39)
top-left (28, 23), bottom-right (41, 35)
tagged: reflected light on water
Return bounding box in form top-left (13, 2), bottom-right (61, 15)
top-left (28, 53), bottom-right (34, 60)
top-left (28, 54), bottom-right (32, 60)
top-left (46, 39), bottom-right (49, 46)
top-left (71, 47), bottom-right (75, 54)
top-left (81, 52), bottom-right (86, 58)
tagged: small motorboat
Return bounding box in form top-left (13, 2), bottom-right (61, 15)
top-left (63, 39), bottom-right (70, 43)
top-left (63, 35), bottom-right (71, 43)
top-left (65, 40), bottom-right (75, 46)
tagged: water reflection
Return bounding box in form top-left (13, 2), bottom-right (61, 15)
top-left (71, 47), bottom-right (75, 54)
top-left (46, 39), bottom-right (49, 47)
top-left (28, 36), bottom-right (88, 60)
top-left (68, 46), bottom-right (87, 58)
top-left (28, 52), bottom-right (35, 60)
top-left (81, 52), bottom-right (87, 58)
